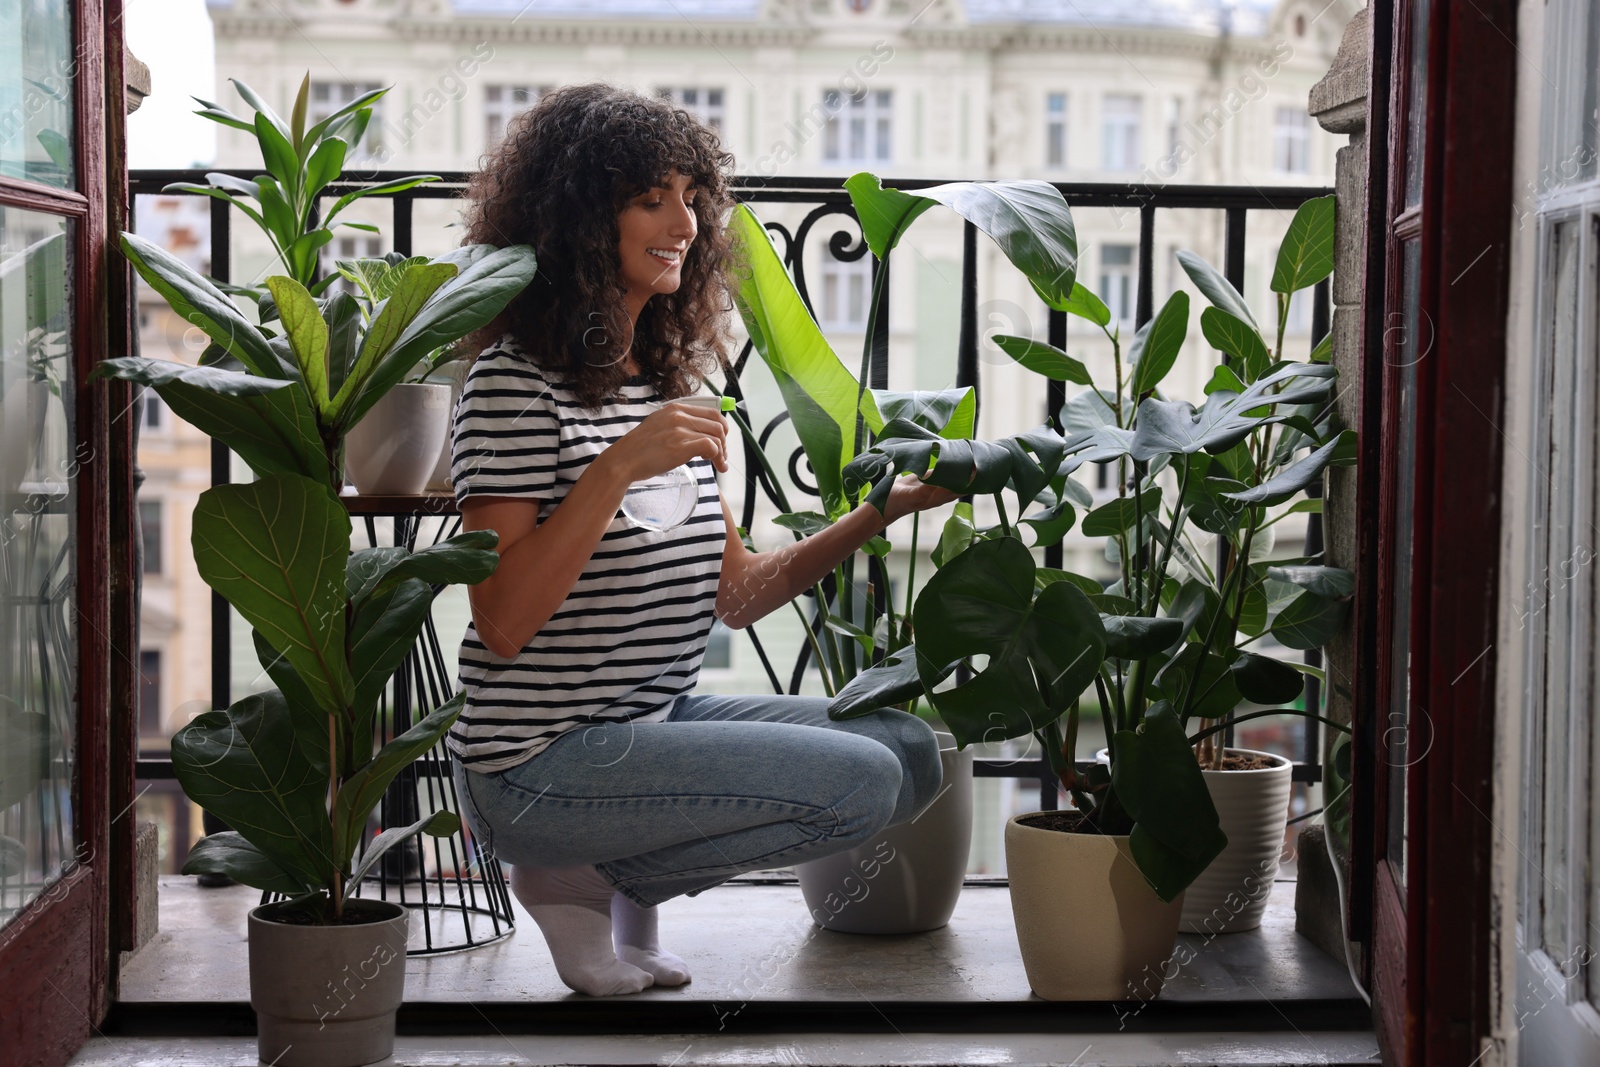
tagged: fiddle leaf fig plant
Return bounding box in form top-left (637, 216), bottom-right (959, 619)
top-left (829, 194), bottom-right (1354, 902)
top-left (91, 229), bottom-right (537, 921)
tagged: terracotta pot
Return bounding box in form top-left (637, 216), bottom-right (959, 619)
top-left (1004, 812), bottom-right (1184, 1001)
top-left (249, 898), bottom-right (410, 1067)
top-left (345, 383), bottom-right (451, 496)
top-left (796, 730), bottom-right (973, 934)
top-left (1179, 747), bottom-right (1293, 934)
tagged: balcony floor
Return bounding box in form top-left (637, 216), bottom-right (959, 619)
top-left (79, 875), bottom-right (1380, 1066)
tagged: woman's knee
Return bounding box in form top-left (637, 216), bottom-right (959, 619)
top-left (822, 740), bottom-right (904, 844)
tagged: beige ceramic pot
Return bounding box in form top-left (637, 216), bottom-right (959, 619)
top-left (1004, 812), bottom-right (1184, 1001)
top-left (1179, 747), bottom-right (1293, 934)
top-left (345, 383), bottom-right (451, 496)
top-left (249, 898), bottom-right (410, 1067)
top-left (796, 730), bottom-right (973, 934)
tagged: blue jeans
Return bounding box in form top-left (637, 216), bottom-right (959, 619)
top-left (450, 691), bottom-right (943, 907)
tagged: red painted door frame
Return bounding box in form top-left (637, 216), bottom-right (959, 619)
top-left (1353, 1), bottom-right (1517, 1064)
top-left (0, 3), bottom-right (131, 1065)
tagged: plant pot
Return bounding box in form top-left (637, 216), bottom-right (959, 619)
top-left (345, 383), bottom-right (451, 496)
top-left (249, 898), bottom-right (410, 1067)
top-left (1, 379), bottom-right (49, 495)
top-left (1004, 811), bottom-right (1184, 1001)
top-left (796, 730), bottom-right (973, 934)
top-left (424, 360), bottom-right (469, 493)
top-left (1179, 747), bottom-right (1293, 934)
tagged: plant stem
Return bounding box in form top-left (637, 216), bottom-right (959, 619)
top-left (791, 598), bottom-right (839, 697)
top-left (1143, 462), bottom-right (1191, 618)
top-left (835, 562), bottom-right (858, 678)
top-left (994, 492), bottom-right (1011, 538)
top-left (1094, 671), bottom-right (1117, 741)
top-left (902, 510), bottom-right (919, 645)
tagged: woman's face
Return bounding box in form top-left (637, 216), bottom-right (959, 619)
top-left (616, 169), bottom-right (698, 312)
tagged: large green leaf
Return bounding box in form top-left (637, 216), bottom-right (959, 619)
top-left (1129, 363), bottom-right (1337, 462)
top-left (191, 475), bottom-right (353, 714)
top-left (119, 233), bottom-right (283, 378)
top-left (264, 276), bottom-right (330, 411)
top-left (1271, 196), bottom-right (1336, 294)
top-left (171, 691), bottom-right (337, 890)
top-left (88, 358), bottom-right (326, 481)
top-left (991, 335), bottom-right (1093, 385)
top-left (333, 694), bottom-right (466, 865)
top-left (847, 174), bottom-right (1078, 304)
top-left (181, 831), bottom-right (315, 897)
top-left (731, 205), bottom-right (882, 517)
top-left (1101, 616), bottom-right (1184, 659)
top-left (1270, 590), bottom-right (1350, 650)
top-left (1034, 279), bottom-right (1111, 327)
top-left (844, 418), bottom-right (1017, 516)
top-left (252, 629), bottom-right (337, 775)
top-left (864, 387), bottom-right (976, 440)
top-left (349, 577), bottom-right (435, 767)
top-left (827, 644), bottom-right (958, 719)
top-left (331, 261), bottom-right (457, 420)
top-left (348, 531), bottom-right (501, 610)
top-left (1110, 701), bottom-right (1227, 901)
top-left (1177, 250), bottom-right (1259, 331)
top-left (915, 538), bottom-right (1106, 748)
top-left (1221, 433), bottom-right (1346, 506)
top-left (340, 245), bottom-right (538, 429)
top-left (345, 811), bottom-right (460, 899)
top-left (842, 173), bottom-right (938, 259)
top-left (1231, 651), bottom-right (1305, 705)
top-left (1200, 307), bottom-right (1272, 384)
top-left (1129, 291), bottom-right (1189, 395)
top-left (1266, 564), bottom-right (1355, 600)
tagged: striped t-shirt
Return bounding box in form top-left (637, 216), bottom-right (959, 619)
top-left (445, 337), bottom-right (724, 772)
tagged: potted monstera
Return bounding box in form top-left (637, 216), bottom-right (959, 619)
top-left (831, 194), bottom-right (1353, 999)
top-left (93, 227), bottom-right (535, 1065)
top-left (728, 176), bottom-right (1082, 935)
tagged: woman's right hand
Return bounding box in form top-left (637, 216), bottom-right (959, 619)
top-left (602, 401), bottom-right (729, 482)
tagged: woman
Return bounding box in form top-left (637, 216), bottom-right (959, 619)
top-left (447, 84), bottom-right (958, 997)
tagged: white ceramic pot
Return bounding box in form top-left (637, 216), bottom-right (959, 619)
top-left (249, 898), bottom-right (409, 1067)
top-left (796, 730), bottom-right (973, 934)
top-left (1178, 747), bottom-right (1293, 934)
top-left (345, 383), bottom-right (451, 496)
top-left (424, 361), bottom-right (469, 493)
top-left (1004, 811), bottom-right (1184, 1001)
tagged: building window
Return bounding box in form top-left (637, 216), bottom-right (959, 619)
top-left (657, 87), bottom-right (725, 133)
top-left (140, 385), bottom-right (163, 432)
top-left (1274, 107), bottom-right (1311, 174)
top-left (823, 89), bottom-right (892, 164)
top-left (310, 81), bottom-right (384, 160)
top-left (1165, 95), bottom-right (1183, 158)
top-left (702, 619), bottom-right (733, 672)
top-left (484, 85), bottom-right (549, 148)
top-left (1098, 244), bottom-right (1135, 326)
top-left (1102, 94), bottom-right (1142, 172)
top-left (1045, 92), bottom-right (1067, 168)
top-left (818, 253), bottom-right (872, 330)
top-left (139, 499), bottom-right (162, 576)
top-left (139, 650), bottom-right (163, 743)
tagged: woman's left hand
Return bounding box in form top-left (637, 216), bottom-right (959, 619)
top-left (882, 473), bottom-right (960, 526)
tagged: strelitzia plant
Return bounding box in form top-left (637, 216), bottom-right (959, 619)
top-left (728, 175), bottom-right (1081, 707)
top-left (829, 195), bottom-right (1355, 902)
top-left (90, 232), bottom-right (537, 920)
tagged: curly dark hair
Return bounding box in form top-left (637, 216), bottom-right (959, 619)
top-left (461, 83), bottom-right (739, 410)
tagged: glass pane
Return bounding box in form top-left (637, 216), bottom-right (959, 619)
top-left (1540, 220), bottom-right (1583, 962)
top-left (0, 0), bottom-right (76, 188)
top-left (1404, 0), bottom-right (1430, 207)
top-left (0, 207), bottom-right (78, 928)
top-left (1537, 0), bottom-right (1600, 192)
top-left (1386, 238), bottom-right (1423, 891)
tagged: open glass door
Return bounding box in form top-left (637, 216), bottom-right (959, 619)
top-left (1516, 1), bottom-right (1600, 1060)
top-left (0, 1), bottom-right (118, 1064)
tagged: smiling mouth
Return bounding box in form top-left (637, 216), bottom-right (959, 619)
top-left (647, 247), bottom-right (683, 266)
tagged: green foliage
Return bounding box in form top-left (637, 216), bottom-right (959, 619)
top-left (101, 78), bottom-right (539, 919)
top-left (818, 193), bottom-right (1354, 902)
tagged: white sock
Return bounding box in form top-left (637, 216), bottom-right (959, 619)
top-left (510, 864), bottom-right (653, 996)
top-left (612, 891), bottom-right (692, 986)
